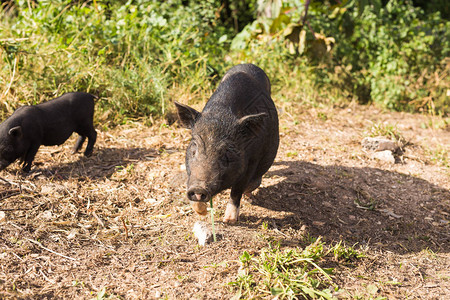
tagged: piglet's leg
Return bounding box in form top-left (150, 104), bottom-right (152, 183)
top-left (22, 143), bottom-right (40, 173)
top-left (84, 129), bottom-right (97, 157)
top-left (223, 189), bottom-right (243, 223)
top-left (72, 136), bottom-right (86, 154)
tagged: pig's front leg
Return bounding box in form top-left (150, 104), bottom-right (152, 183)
top-left (224, 188), bottom-right (243, 223)
top-left (22, 143), bottom-right (40, 172)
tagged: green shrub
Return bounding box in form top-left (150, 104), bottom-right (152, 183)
top-left (1, 0), bottom-right (448, 125)
top-left (230, 0), bottom-right (450, 115)
top-left (0, 0), bottom-right (233, 123)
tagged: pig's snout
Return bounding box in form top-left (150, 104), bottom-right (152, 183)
top-left (187, 186), bottom-right (209, 202)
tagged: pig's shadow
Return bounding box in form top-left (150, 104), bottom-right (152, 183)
top-left (33, 146), bottom-right (158, 180)
top-left (242, 160), bottom-right (449, 253)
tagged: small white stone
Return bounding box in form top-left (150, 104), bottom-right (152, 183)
top-left (0, 211), bottom-right (6, 223)
top-left (372, 150), bottom-right (395, 164)
top-left (40, 183), bottom-right (67, 196)
top-left (38, 210), bottom-right (53, 221)
top-left (67, 229), bottom-right (77, 240)
top-left (193, 221), bottom-right (213, 246)
top-left (362, 137), bottom-right (398, 152)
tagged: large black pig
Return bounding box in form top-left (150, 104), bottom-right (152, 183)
top-left (175, 64), bottom-right (279, 223)
top-left (0, 92), bottom-right (97, 172)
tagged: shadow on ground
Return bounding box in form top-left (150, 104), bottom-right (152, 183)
top-left (243, 161), bottom-right (449, 254)
top-left (33, 146), bottom-right (158, 179)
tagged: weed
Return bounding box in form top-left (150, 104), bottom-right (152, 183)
top-left (261, 221), bottom-right (269, 231)
top-left (317, 112), bottom-right (328, 121)
top-left (426, 145), bottom-right (449, 169)
top-left (203, 261), bottom-right (229, 269)
top-left (330, 241), bottom-right (365, 262)
top-left (230, 239), bottom-right (339, 299)
top-left (287, 151), bottom-right (299, 158)
top-left (365, 121), bottom-right (405, 144)
top-left (354, 196), bottom-right (376, 211)
top-left (92, 287), bottom-right (120, 300)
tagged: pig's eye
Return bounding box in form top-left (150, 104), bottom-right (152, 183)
top-left (190, 142), bottom-right (198, 156)
top-left (220, 153), bottom-right (231, 166)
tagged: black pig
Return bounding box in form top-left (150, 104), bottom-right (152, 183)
top-left (175, 64), bottom-right (279, 223)
top-left (0, 92), bottom-right (97, 172)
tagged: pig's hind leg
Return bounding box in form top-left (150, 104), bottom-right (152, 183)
top-left (243, 176), bottom-right (262, 204)
top-left (75, 125), bottom-right (97, 157)
top-left (83, 128), bottom-right (97, 157)
top-left (72, 136), bottom-right (86, 154)
top-left (244, 176), bottom-right (262, 196)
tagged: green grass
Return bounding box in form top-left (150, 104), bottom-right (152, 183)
top-left (365, 121), bottom-right (406, 144)
top-left (1, 1), bottom-right (448, 128)
top-left (426, 144), bottom-right (449, 169)
top-left (0, 1), bottom-right (227, 125)
top-left (229, 238), bottom-right (365, 299)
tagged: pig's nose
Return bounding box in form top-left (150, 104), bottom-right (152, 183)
top-left (187, 187), bottom-right (209, 202)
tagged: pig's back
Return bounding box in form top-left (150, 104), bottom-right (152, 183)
top-left (38, 92), bottom-right (94, 115)
top-left (219, 64), bottom-right (271, 94)
top-left (36, 92), bottom-right (95, 145)
top-left (205, 64), bottom-right (279, 179)
top-left (204, 64), bottom-right (276, 120)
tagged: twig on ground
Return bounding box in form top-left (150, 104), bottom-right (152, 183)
top-left (0, 176), bottom-right (35, 192)
top-left (0, 189), bottom-right (20, 201)
top-left (25, 238), bottom-right (78, 261)
top-left (92, 211), bottom-right (105, 227)
top-left (0, 176), bottom-right (13, 185)
top-left (271, 220), bottom-right (288, 237)
top-left (39, 269), bottom-right (56, 284)
top-left (121, 217), bottom-right (129, 239)
top-left (0, 206), bottom-right (36, 211)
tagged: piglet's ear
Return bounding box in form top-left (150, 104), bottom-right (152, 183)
top-left (8, 126), bottom-right (22, 138)
top-left (174, 101), bottom-right (201, 129)
top-left (237, 112), bottom-right (267, 138)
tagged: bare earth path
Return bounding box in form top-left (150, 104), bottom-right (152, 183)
top-left (0, 103), bottom-right (449, 299)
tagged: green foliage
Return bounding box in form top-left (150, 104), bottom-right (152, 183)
top-left (1, 0), bottom-right (448, 126)
top-left (231, 0), bottom-right (450, 115)
top-left (229, 238), bottom-right (357, 299)
top-left (337, 0), bottom-right (449, 112)
top-left (365, 121), bottom-right (406, 144)
top-left (0, 0), bottom-right (233, 124)
top-left (331, 241), bottom-right (365, 262)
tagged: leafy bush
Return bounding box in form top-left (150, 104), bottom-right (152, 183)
top-left (230, 0), bottom-right (449, 115)
top-left (337, 0), bottom-right (449, 113)
top-left (0, 0), bottom-right (233, 123)
top-left (1, 0), bottom-right (448, 125)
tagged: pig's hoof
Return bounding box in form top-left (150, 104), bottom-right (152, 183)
top-left (223, 203), bottom-right (239, 223)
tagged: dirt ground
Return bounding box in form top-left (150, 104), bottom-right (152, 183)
top-left (0, 102), bottom-right (449, 299)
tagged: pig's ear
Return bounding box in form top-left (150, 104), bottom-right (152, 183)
top-left (237, 112), bottom-right (267, 138)
top-left (174, 101), bottom-right (201, 129)
top-left (8, 126), bottom-right (22, 138)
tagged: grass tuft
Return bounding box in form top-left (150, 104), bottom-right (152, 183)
top-left (230, 238), bottom-right (362, 299)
